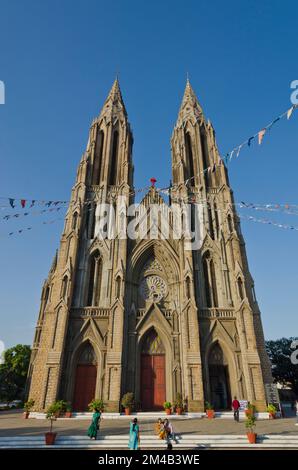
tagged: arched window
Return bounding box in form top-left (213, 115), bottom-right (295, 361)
top-left (92, 130), bottom-right (104, 185)
top-left (116, 276), bottom-right (121, 299)
top-left (109, 130), bottom-right (119, 186)
top-left (90, 206), bottom-right (96, 239)
top-left (185, 132), bottom-right (195, 181)
top-left (72, 212), bottom-right (78, 230)
top-left (203, 252), bottom-right (218, 307)
top-left (44, 286), bottom-right (50, 307)
top-left (214, 203), bottom-right (219, 238)
top-left (141, 329), bottom-right (165, 354)
top-left (52, 308), bottom-right (63, 348)
top-left (200, 129), bottom-right (209, 170)
top-left (208, 205), bottom-right (214, 239)
top-left (61, 276), bottom-right (68, 301)
top-left (203, 252), bottom-right (212, 308)
top-left (227, 214), bottom-right (233, 233)
top-left (210, 260), bottom-right (218, 307)
top-left (237, 277), bottom-right (244, 300)
top-left (186, 276), bottom-right (191, 299)
top-left (87, 251), bottom-right (102, 306)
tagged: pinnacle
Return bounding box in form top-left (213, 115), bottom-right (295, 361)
top-left (99, 77), bottom-right (127, 117)
top-left (180, 78), bottom-right (203, 114)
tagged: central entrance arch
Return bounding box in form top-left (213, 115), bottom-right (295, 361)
top-left (140, 329), bottom-right (166, 411)
top-left (73, 342), bottom-right (97, 411)
top-left (208, 342), bottom-right (232, 410)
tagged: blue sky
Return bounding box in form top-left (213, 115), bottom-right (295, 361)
top-left (0, 0), bottom-right (297, 348)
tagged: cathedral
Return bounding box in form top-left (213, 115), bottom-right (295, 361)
top-left (27, 79), bottom-right (273, 412)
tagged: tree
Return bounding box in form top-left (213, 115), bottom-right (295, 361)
top-left (266, 337), bottom-right (298, 396)
top-left (0, 344), bottom-right (31, 402)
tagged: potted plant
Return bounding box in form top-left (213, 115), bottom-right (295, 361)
top-left (205, 401), bottom-right (215, 419)
top-left (45, 404), bottom-right (58, 445)
top-left (174, 393), bottom-right (184, 415)
top-left (23, 399), bottom-right (35, 419)
top-left (54, 400), bottom-right (67, 417)
top-left (267, 403), bottom-right (277, 419)
top-left (121, 392), bottom-right (134, 415)
top-left (163, 401), bottom-right (172, 415)
top-left (88, 398), bottom-right (105, 413)
top-left (245, 403), bottom-right (255, 417)
top-left (245, 415), bottom-right (257, 444)
top-left (64, 402), bottom-right (72, 418)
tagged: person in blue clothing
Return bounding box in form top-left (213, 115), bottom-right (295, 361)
top-left (128, 418), bottom-right (140, 450)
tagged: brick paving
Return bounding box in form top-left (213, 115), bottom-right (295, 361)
top-left (0, 410), bottom-right (297, 437)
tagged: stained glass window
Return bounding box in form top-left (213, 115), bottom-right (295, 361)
top-left (141, 329), bottom-right (165, 354)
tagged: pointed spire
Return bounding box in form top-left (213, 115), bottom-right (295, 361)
top-left (176, 79), bottom-right (203, 125)
top-left (99, 78), bottom-right (127, 119)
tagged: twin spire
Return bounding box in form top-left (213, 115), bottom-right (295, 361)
top-left (99, 77), bottom-right (204, 122)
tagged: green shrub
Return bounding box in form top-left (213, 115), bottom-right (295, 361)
top-left (24, 399), bottom-right (35, 412)
top-left (163, 401), bottom-right (172, 410)
top-left (205, 401), bottom-right (214, 410)
top-left (121, 392), bottom-right (134, 409)
top-left (88, 398), bottom-right (105, 412)
top-left (245, 415), bottom-right (256, 433)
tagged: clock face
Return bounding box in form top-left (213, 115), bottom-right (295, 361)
top-left (139, 275), bottom-right (167, 302)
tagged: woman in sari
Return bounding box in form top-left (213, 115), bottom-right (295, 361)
top-left (87, 408), bottom-right (101, 440)
top-left (128, 418), bottom-right (140, 450)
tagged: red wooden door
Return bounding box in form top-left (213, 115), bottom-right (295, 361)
top-left (153, 355), bottom-right (165, 408)
top-left (73, 364), bottom-right (97, 411)
top-left (141, 354), bottom-right (165, 410)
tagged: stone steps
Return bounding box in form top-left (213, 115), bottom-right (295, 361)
top-left (29, 411), bottom-right (270, 420)
top-left (1, 434), bottom-right (297, 449)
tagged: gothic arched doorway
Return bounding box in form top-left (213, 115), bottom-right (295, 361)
top-left (73, 342), bottom-right (97, 411)
top-left (208, 343), bottom-right (231, 410)
top-left (140, 329), bottom-right (166, 411)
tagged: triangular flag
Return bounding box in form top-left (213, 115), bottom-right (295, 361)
top-left (9, 198), bottom-right (15, 208)
top-left (248, 136), bottom-right (254, 147)
top-left (258, 129), bottom-right (266, 145)
top-left (21, 199), bottom-right (26, 208)
top-left (236, 145), bottom-right (242, 157)
top-left (287, 106), bottom-right (294, 120)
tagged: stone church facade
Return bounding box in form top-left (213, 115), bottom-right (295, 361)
top-left (27, 79), bottom-right (273, 412)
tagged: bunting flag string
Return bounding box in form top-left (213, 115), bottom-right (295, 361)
top-left (238, 214), bottom-right (298, 232)
top-left (1, 217), bottom-right (65, 238)
top-left (2, 190), bottom-right (298, 217)
top-left (161, 103), bottom-right (298, 191)
top-left (157, 190), bottom-right (298, 214)
top-left (0, 102), bottom-right (297, 207)
top-left (1, 206), bottom-right (64, 222)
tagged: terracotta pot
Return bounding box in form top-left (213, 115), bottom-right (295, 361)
top-left (245, 409), bottom-right (253, 417)
top-left (23, 412), bottom-right (29, 419)
top-left (65, 411), bottom-right (72, 418)
top-left (269, 412), bottom-right (276, 419)
top-left (125, 407), bottom-right (131, 416)
top-left (176, 407), bottom-right (183, 415)
top-left (45, 432), bottom-right (57, 445)
top-left (165, 408), bottom-right (171, 415)
top-left (206, 409), bottom-right (215, 419)
top-left (247, 432), bottom-right (257, 444)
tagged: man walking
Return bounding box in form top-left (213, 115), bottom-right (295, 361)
top-left (232, 396), bottom-right (241, 422)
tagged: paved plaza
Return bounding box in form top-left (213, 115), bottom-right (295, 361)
top-left (0, 410), bottom-right (297, 438)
